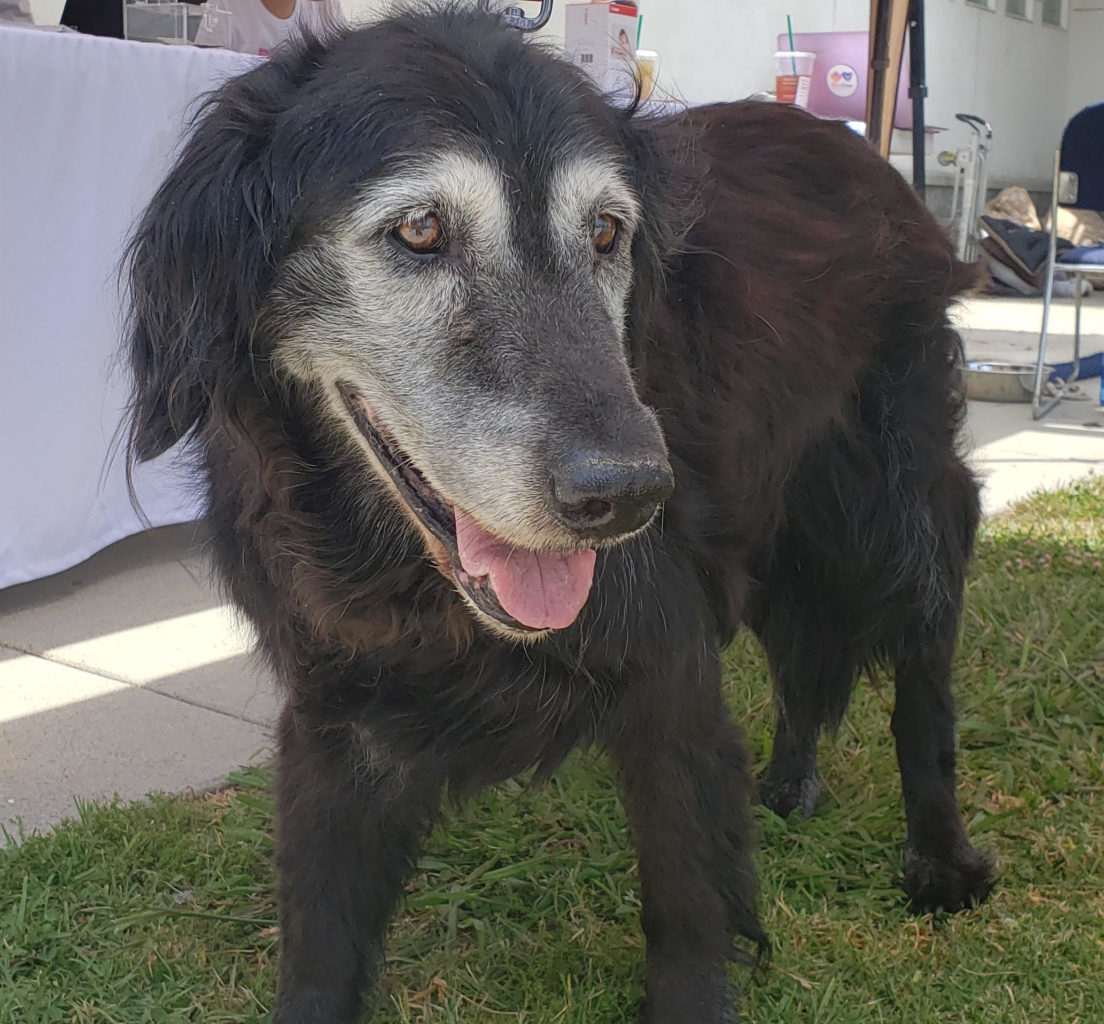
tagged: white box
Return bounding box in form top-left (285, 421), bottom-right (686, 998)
top-left (564, 3), bottom-right (640, 95)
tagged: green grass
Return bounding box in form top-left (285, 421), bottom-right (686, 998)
top-left (4, 476), bottom-right (1104, 1023)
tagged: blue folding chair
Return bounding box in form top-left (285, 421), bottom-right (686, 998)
top-left (1031, 102), bottom-right (1104, 420)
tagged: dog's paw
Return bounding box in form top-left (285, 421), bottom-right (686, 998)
top-left (903, 842), bottom-right (995, 913)
top-left (758, 771), bottom-right (821, 820)
top-left (639, 973), bottom-right (743, 1024)
top-left (638, 995), bottom-right (740, 1024)
top-left (272, 983), bottom-right (362, 1024)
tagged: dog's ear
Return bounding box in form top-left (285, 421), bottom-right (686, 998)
top-left (617, 111), bottom-right (700, 365)
top-left (123, 48), bottom-right (319, 463)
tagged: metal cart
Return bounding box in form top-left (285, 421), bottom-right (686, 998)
top-left (938, 113), bottom-right (992, 263)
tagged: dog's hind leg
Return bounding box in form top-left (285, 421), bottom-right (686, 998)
top-left (748, 546), bottom-right (864, 821)
top-left (889, 463), bottom-right (993, 913)
top-left (757, 636), bottom-right (860, 820)
top-left (272, 704), bottom-right (443, 1024)
top-left (891, 610), bottom-right (994, 913)
top-left (604, 649), bottom-right (766, 1024)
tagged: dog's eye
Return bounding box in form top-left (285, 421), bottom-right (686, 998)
top-left (393, 213), bottom-right (446, 254)
top-left (592, 213), bottom-right (620, 255)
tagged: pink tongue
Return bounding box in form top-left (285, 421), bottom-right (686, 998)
top-left (453, 508), bottom-right (596, 630)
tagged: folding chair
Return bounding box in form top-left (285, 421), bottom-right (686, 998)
top-left (1031, 102), bottom-right (1104, 420)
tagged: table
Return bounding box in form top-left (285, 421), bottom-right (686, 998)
top-left (0, 26), bottom-right (256, 589)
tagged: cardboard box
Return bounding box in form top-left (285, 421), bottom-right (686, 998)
top-left (564, 3), bottom-right (640, 95)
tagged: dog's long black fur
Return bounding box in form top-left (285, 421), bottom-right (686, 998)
top-left (125, 7), bottom-right (993, 1021)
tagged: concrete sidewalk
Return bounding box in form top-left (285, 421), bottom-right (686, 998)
top-left (0, 527), bottom-right (277, 836)
top-left (2, 294), bottom-right (1103, 839)
top-left (953, 292), bottom-right (1104, 514)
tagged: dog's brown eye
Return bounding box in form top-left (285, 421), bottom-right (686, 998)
top-left (593, 213), bottom-right (620, 255)
top-left (393, 213), bottom-right (445, 254)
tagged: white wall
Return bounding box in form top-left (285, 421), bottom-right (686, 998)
top-left (568, 0), bottom-right (869, 101)
top-left (924, 0), bottom-right (1074, 187)
top-left (631, 0), bottom-right (1076, 188)
top-left (28, 0), bottom-right (1099, 184)
top-left (1066, 0), bottom-right (1104, 118)
top-left (336, 0), bottom-right (1099, 187)
top-left (338, 0), bottom-right (870, 68)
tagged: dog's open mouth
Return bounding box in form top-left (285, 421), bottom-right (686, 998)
top-left (339, 384), bottom-right (596, 633)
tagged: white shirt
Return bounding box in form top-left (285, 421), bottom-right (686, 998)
top-left (195, 0), bottom-right (343, 57)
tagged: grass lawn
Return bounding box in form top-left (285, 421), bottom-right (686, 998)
top-left (3, 476), bottom-right (1103, 1023)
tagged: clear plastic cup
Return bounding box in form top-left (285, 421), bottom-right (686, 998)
top-left (774, 51), bottom-right (816, 108)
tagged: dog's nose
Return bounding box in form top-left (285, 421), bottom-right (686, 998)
top-left (552, 453), bottom-right (675, 538)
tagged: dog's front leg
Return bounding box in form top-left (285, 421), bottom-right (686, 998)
top-left (604, 650), bottom-right (767, 1024)
top-left (272, 703), bottom-right (443, 1024)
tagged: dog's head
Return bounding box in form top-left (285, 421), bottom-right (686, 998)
top-left (126, 5), bottom-right (683, 640)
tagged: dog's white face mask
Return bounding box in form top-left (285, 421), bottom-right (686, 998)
top-left (268, 148), bottom-right (672, 638)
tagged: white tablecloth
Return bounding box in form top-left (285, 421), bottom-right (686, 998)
top-left (0, 26), bottom-right (257, 589)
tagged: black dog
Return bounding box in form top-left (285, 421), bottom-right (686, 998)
top-left (124, 7), bottom-right (992, 1021)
